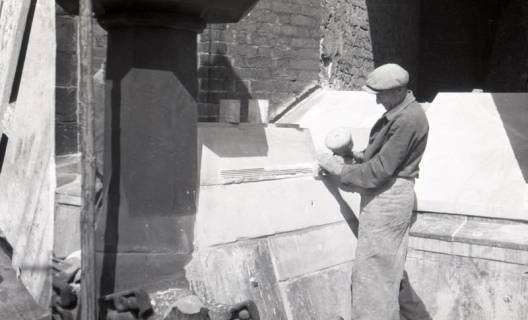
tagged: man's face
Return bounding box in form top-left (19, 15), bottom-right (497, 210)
top-left (376, 87), bottom-right (405, 110)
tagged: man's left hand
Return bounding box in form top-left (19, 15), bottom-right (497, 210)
top-left (317, 153), bottom-right (344, 176)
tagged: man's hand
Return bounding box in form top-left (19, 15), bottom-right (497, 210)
top-left (352, 151), bottom-right (365, 163)
top-left (317, 153), bottom-right (345, 176)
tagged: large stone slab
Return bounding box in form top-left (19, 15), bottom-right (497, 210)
top-left (186, 240), bottom-right (288, 320)
top-left (268, 222), bottom-right (356, 281)
top-left (278, 262), bottom-right (353, 320)
top-left (0, 0), bottom-right (55, 306)
top-left (415, 92), bottom-right (528, 220)
top-left (406, 249), bottom-right (528, 320)
top-left (198, 123), bottom-right (318, 186)
top-left (196, 177), bottom-right (358, 248)
top-left (0, 0), bottom-right (31, 117)
top-left (276, 89), bottom-right (385, 152)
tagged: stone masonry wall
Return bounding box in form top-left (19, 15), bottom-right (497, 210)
top-left (320, 0), bottom-right (421, 92)
top-left (55, 5), bottom-right (77, 155)
top-left (197, 0), bottom-right (321, 121)
top-left (55, 5), bottom-right (107, 156)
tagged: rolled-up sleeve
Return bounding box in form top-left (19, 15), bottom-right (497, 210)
top-left (340, 118), bottom-right (415, 189)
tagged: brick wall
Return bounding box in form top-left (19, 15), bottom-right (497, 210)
top-left (55, 4), bottom-right (107, 156)
top-left (55, 5), bottom-right (78, 155)
top-left (197, 0), bottom-right (321, 121)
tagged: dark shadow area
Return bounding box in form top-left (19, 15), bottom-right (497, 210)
top-left (9, 0), bottom-right (37, 103)
top-left (492, 93), bottom-right (528, 183)
top-left (96, 27), bottom-right (199, 307)
top-left (417, 0), bottom-right (501, 102)
top-left (366, 0), bottom-right (421, 93)
top-left (319, 175), bottom-right (359, 238)
top-left (0, 134), bottom-right (8, 175)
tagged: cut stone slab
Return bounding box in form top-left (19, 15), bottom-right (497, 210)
top-left (406, 249), bottom-right (528, 320)
top-left (198, 123), bottom-right (318, 186)
top-left (279, 262), bottom-right (353, 320)
top-left (415, 92), bottom-right (528, 220)
top-left (276, 89), bottom-right (385, 152)
top-left (186, 240), bottom-right (288, 320)
top-left (268, 222), bottom-right (356, 281)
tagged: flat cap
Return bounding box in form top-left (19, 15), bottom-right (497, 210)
top-left (362, 63), bottom-right (409, 93)
top-left (325, 127), bottom-right (354, 155)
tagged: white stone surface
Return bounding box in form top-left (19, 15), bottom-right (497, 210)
top-left (277, 89), bottom-right (385, 152)
top-left (415, 93), bottom-right (528, 220)
top-left (248, 99), bottom-right (269, 123)
top-left (0, 0), bottom-right (55, 306)
top-left (198, 123), bottom-right (318, 186)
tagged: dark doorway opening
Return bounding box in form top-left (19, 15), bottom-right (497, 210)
top-left (417, 0), bottom-right (504, 102)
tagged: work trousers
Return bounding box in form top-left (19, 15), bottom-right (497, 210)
top-left (351, 178), bottom-right (431, 320)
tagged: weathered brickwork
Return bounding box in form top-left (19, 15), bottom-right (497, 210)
top-left (55, 4), bottom-right (107, 155)
top-left (197, 0), bottom-right (321, 121)
top-left (55, 5), bottom-right (78, 155)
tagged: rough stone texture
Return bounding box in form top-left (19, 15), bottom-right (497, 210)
top-left (406, 249), bottom-right (528, 320)
top-left (320, 0), bottom-right (420, 92)
top-left (0, 0), bottom-right (55, 306)
top-left (197, 0), bottom-right (322, 121)
top-left (279, 262), bottom-right (353, 320)
top-left (186, 240), bottom-right (288, 320)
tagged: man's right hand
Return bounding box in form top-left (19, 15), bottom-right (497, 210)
top-left (352, 151), bottom-right (365, 163)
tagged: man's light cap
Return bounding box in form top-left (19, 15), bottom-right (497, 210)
top-left (325, 127), bottom-right (353, 153)
top-left (362, 63), bottom-right (409, 94)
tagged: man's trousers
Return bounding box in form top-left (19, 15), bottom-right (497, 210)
top-left (350, 178), bottom-right (431, 320)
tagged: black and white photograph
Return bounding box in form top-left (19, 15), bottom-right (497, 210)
top-left (0, 0), bottom-right (527, 319)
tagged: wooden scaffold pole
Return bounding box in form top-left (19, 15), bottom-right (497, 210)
top-left (78, 0), bottom-right (97, 318)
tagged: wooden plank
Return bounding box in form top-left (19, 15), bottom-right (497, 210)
top-left (78, 0), bottom-right (97, 319)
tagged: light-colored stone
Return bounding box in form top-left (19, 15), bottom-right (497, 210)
top-left (186, 240), bottom-right (288, 320)
top-left (0, 0), bottom-right (31, 114)
top-left (196, 177), bottom-right (359, 248)
top-left (198, 124), bottom-right (318, 186)
top-left (406, 249), bottom-right (528, 320)
top-left (0, 0), bottom-right (55, 306)
top-left (415, 92), bottom-right (528, 220)
top-left (268, 222), bottom-right (356, 281)
top-left (248, 99), bottom-right (269, 123)
top-left (276, 89), bottom-right (384, 152)
top-left (278, 262), bottom-right (353, 320)
top-left (219, 99), bottom-right (241, 123)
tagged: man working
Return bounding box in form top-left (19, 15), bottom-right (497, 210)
top-left (318, 63), bottom-right (431, 320)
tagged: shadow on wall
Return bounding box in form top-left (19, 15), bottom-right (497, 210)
top-left (198, 28), bottom-right (252, 122)
top-left (96, 27), bottom-right (198, 306)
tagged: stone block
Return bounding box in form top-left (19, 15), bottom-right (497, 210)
top-left (56, 51), bottom-right (77, 87)
top-left (55, 86), bottom-right (77, 122)
top-left (186, 240), bottom-right (288, 320)
top-left (290, 14), bottom-right (317, 27)
top-left (268, 222), bottom-right (356, 281)
top-left (279, 262), bottom-right (353, 320)
top-left (248, 99), bottom-right (269, 123)
top-left (54, 203), bottom-right (81, 258)
top-left (406, 249), bottom-right (528, 320)
top-left (218, 99), bottom-right (240, 123)
top-left (56, 122), bottom-right (78, 155)
top-left (56, 15), bottom-right (77, 53)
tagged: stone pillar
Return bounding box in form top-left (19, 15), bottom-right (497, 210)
top-left (95, 14), bottom-right (205, 296)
